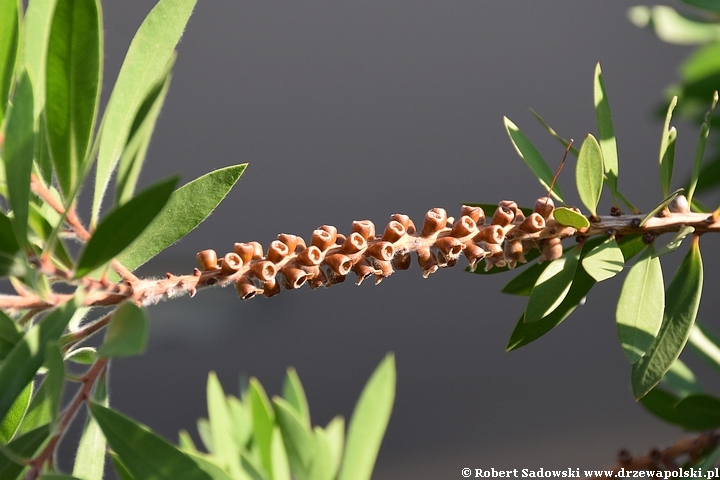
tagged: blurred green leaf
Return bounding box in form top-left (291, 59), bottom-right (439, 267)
top-left (681, 0), bottom-right (720, 14)
top-left (185, 452), bottom-right (236, 480)
top-left (632, 239), bottom-right (703, 399)
top-left (639, 188), bottom-right (684, 227)
top-left (659, 97), bottom-right (678, 197)
top-left (22, 0), bottom-right (58, 120)
top-left (271, 426), bottom-right (291, 480)
top-left (38, 475), bottom-right (83, 479)
top-left (0, 309), bottom-right (21, 362)
top-left (337, 354), bottom-right (395, 480)
top-left (0, 0), bottom-right (19, 126)
top-left (93, 0), bottom-right (196, 225)
top-left (529, 108), bottom-right (579, 156)
top-left (681, 43), bottom-right (720, 85)
top-left (76, 175), bottom-right (178, 278)
top-left (653, 226), bottom-right (694, 258)
top-left (4, 69), bottom-right (34, 248)
top-left (575, 134), bottom-right (604, 218)
top-left (524, 246), bottom-right (580, 323)
top-left (45, 0), bottom-right (102, 199)
top-left (593, 63), bottom-right (618, 200)
top-left (638, 387), bottom-right (685, 427)
top-left (73, 367), bottom-right (108, 480)
top-left (628, 6), bottom-right (720, 45)
top-left (282, 367), bottom-right (310, 430)
top-left (64, 346), bottom-right (98, 365)
top-left (28, 202), bottom-right (74, 269)
top-left (0, 381), bottom-right (31, 443)
top-left (616, 248), bottom-right (664, 364)
top-left (0, 425), bottom-right (50, 479)
top-left (0, 296), bottom-right (78, 422)
top-left (661, 358), bottom-right (703, 398)
top-left (117, 165), bottom-right (246, 273)
top-left (502, 260), bottom-right (548, 296)
top-left (116, 61), bottom-right (173, 205)
top-left (196, 418), bottom-right (213, 453)
top-left (308, 427), bottom-right (335, 480)
top-left (0, 212), bottom-right (19, 257)
top-left (553, 207), bottom-right (590, 229)
top-left (324, 416), bottom-right (344, 477)
top-left (273, 397), bottom-right (313, 480)
top-left (675, 394), bottom-right (720, 430)
top-left (249, 378), bottom-right (275, 477)
top-left (687, 91), bottom-right (718, 205)
top-left (227, 396), bottom-right (253, 452)
top-left (178, 430), bottom-right (196, 453)
top-left (109, 451), bottom-right (135, 480)
top-left (582, 237), bottom-right (624, 282)
top-left (206, 372), bottom-right (243, 478)
top-left (688, 321), bottom-right (720, 374)
top-left (97, 302), bottom-right (149, 358)
top-left (503, 117), bottom-right (564, 202)
top-left (17, 343), bottom-right (65, 436)
top-left (90, 403), bottom-right (212, 480)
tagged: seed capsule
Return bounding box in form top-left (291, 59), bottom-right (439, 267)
top-left (435, 236), bottom-right (464, 258)
top-left (389, 214), bottom-right (416, 234)
top-left (277, 233), bottom-right (302, 253)
top-left (476, 225), bottom-right (505, 244)
top-left (351, 220), bottom-right (376, 240)
top-left (233, 243), bottom-right (255, 264)
top-left (392, 252), bottom-right (412, 270)
top-left (491, 205), bottom-right (514, 226)
top-left (341, 232), bottom-right (367, 254)
top-left (262, 277), bottom-right (281, 297)
top-left (221, 252), bottom-right (243, 275)
top-left (196, 249), bottom-right (218, 271)
top-left (367, 241), bottom-right (395, 261)
top-left (382, 221), bottom-right (406, 243)
top-left (417, 246), bottom-right (438, 277)
top-left (503, 240), bottom-right (525, 269)
top-left (451, 215), bottom-right (477, 238)
top-left (311, 229), bottom-right (335, 251)
top-left (324, 254), bottom-right (353, 276)
top-left (267, 240), bottom-right (290, 263)
top-left (422, 208), bottom-right (448, 236)
top-left (353, 257), bottom-right (376, 285)
top-left (250, 261), bottom-right (277, 282)
top-left (533, 197), bottom-right (555, 220)
top-left (540, 238), bottom-right (563, 263)
top-left (520, 213), bottom-right (546, 233)
top-left (280, 266), bottom-right (308, 289)
top-left (460, 205), bottom-right (484, 224)
top-left (235, 276), bottom-right (261, 300)
top-left (297, 246), bottom-right (322, 266)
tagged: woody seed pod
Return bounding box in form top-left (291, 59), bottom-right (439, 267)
top-left (280, 266), bottom-right (308, 289)
top-left (367, 241), bottom-right (395, 261)
top-left (421, 208), bottom-right (448, 236)
top-left (324, 254), bottom-right (353, 276)
top-left (351, 220), bottom-right (376, 240)
top-left (435, 236), bottom-right (464, 258)
top-left (250, 261), bottom-right (277, 282)
top-left (311, 229), bottom-right (335, 251)
top-left (374, 259), bottom-right (394, 283)
top-left (304, 265), bottom-right (326, 289)
top-left (392, 252), bottom-right (412, 270)
top-left (248, 241), bottom-right (264, 259)
top-left (277, 233), bottom-right (302, 253)
top-left (533, 197), bottom-right (555, 220)
top-left (297, 245), bottom-right (322, 266)
top-left (318, 225), bottom-right (338, 242)
top-left (267, 240), bottom-right (290, 263)
top-left (491, 205), bottom-right (515, 226)
top-left (382, 221), bottom-right (406, 243)
top-left (463, 243), bottom-right (487, 271)
top-left (668, 194), bottom-right (690, 214)
top-left (503, 240), bottom-right (525, 269)
top-left (519, 213), bottom-right (546, 233)
top-left (235, 276), bottom-right (260, 300)
top-left (262, 277), bottom-right (281, 298)
top-left (460, 205), bottom-right (484, 224)
top-left (233, 243), bottom-right (255, 264)
top-left (451, 215), bottom-right (477, 238)
top-left (389, 214), bottom-right (416, 234)
top-left (416, 246), bottom-right (438, 277)
top-left (353, 257), bottom-right (376, 285)
top-left (540, 238), bottom-right (563, 263)
top-left (476, 225), bottom-right (505, 244)
top-left (221, 252), bottom-right (243, 275)
top-left (325, 268), bottom-right (346, 285)
top-left (341, 232), bottom-right (367, 255)
top-left (196, 249), bottom-right (218, 271)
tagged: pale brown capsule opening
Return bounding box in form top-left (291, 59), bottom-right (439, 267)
top-left (196, 249), bottom-right (218, 271)
top-left (311, 229), bottom-right (335, 251)
top-left (476, 225), bottom-right (505, 244)
top-left (382, 221), bottom-right (406, 243)
top-left (277, 233), bottom-right (301, 253)
top-left (341, 232), bottom-right (367, 254)
top-left (374, 259), bottom-right (394, 283)
top-left (417, 246), bottom-right (438, 277)
top-left (392, 252), bottom-right (412, 270)
top-left (221, 252), bottom-right (243, 275)
top-left (367, 241), bottom-right (395, 261)
top-left (435, 236), bottom-right (464, 257)
top-left (460, 205), bottom-right (484, 224)
top-left (463, 243), bottom-right (487, 271)
top-left (318, 225), bottom-right (338, 243)
top-left (351, 220), bottom-right (376, 240)
top-left (421, 208), bottom-right (448, 236)
top-left (267, 240), bottom-right (290, 263)
top-left (534, 197), bottom-right (555, 220)
top-left (491, 206), bottom-right (515, 226)
top-left (451, 215), bottom-right (477, 238)
top-left (248, 241), bottom-right (264, 259)
top-left (304, 265), bottom-right (327, 289)
top-left (235, 276), bottom-right (260, 300)
top-left (250, 261), bottom-right (277, 282)
top-left (262, 277), bottom-right (281, 298)
top-left (280, 266), bottom-right (308, 289)
top-left (353, 257), bottom-right (376, 285)
top-left (324, 254), bottom-right (353, 276)
top-left (233, 243), bottom-right (255, 264)
top-left (297, 246), bottom-right (322, 266)
top-left (389, 214), bottom-right (416, 234)
top-left (520, 213), bottom-right (546, 233)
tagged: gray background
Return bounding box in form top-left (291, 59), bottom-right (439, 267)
top-left (73, 1), bottom-right (720, 477)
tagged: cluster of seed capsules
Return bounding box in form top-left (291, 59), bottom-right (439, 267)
top-left (194, 197), bottom-right (577, 300)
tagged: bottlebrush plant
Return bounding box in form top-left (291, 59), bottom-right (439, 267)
top-left (2, 0), bottom-right (720, 479)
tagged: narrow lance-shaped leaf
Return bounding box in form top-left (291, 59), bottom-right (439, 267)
top-left (686, 91), bottom-right (718, 205)
top-left (524, 246), bottom-right (580, 323)
top-left (337, 354), bottom-right (395, 480)
top-left (0, 382), bottom-right (32, 443)
top-left (503, 116), bottom-right (564, 202)
top-left (688, 322), bottom-right (720, 374)
top-left (581, 237), bottom-right (624, 282)
top-left (250, 378), bottom-right (275, 477)
top-left (0, 425), bottom-right (51, 480)
top-left (0, 309), bottom-right (21, 362)
top-left (0, 0), bottom-right (19, 125)
top-left (653, 226), bottom-right (694, 258)
top-left (628, 5), bottom-right (720, 45)
top-left (632, 237), bottom-right (703, 399)
top-left (659, 97), bottom-right (678, 197)
top-left (4, 70), bottom-right (34, 248)
top-left (97, 302), bottom-right (149, 358)
top-left (529, 108), bottom-right (579, 156)
top-left (17, 342), bottom-right (66, 435)
top-left (271, 426), bottom-right (291, 480)
top-left (282, 367), bottom-right (311, 429)
top-left (501, 260), bottom-right (549, 296)
top-left (22, 0), bottom-right (58, 120)
top-left (639, 188), bottom-right (684, 227)
top-left (273, 397), bottom-right (314, 480)
top-left (575, 133), bottom-right (604, 217)
top-left (205, 372), bottom-right (244, 479)
top-left (593, 63), bottom-right (618, 200)
top-left (93, 0), bottom-right (196, 225)
top-left (45, 0), bottom-right (102, 199)
top-left (75, 175), bottom-right (178, 278)
top-left (675, 394), bottom-right (720, 430)
top-left (616, 247), bottom-right (664, 364)
top-left (73, 367), bottom-right (107, 480)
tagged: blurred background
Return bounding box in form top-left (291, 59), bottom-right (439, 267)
top-left (68, 1), bottom-right (720, 477)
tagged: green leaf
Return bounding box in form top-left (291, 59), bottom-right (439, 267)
top-left (501, 260), bottom-right (548, 296)
top-left (581, 237), bottom-right (624, 282)
top-left (659, 97), bottom-right (678, 197)
top-left (628, 6), bottom-right (720, 45)
top-left (76, 175), bottom-right (178, 278)
top-left (503, 117), bottom-right (564, 202)
top-left (524, 246), bottom-right (580, 323)
top-left (206, 372), bottom-right (243, 478)
top-left (22, 0), bottom-right (58, 120)
top-left (73, 367), bottom-right (108, 480)
top-left (308, 427), bottom-right (335, 480)
top-left (553, 207), bottom-right (590, 229)
top-left (93, 0), bottom-right (196, 225)
top-left (64, 346), bottom-right (98, 365)
top-left (681, 0), bottom-right (720, 14)
top-left (529, 108), bottom-right (579, 156)
top-left (661, 358), bottom-right (703, 398)
top-left (324, 416), bottom-right (344, 477)
top-left (185, 452), bottom-right (237, 480)
top-left (653, 226), bottom-right (694, 258)
top-left (593, 63), bottom-right (618, 200)
top-left (688, 321), bottom-right (720, 374)
top-left (639, 187), bottom-right (684, 227)
top-left (0, 212), bottom-right (19, 257)
top-left (109, 451), bottom-right (136, 480)
top-left (681, 42), bottom-right (720, 85)
top-left (0, 0), bottom-right (19, 126)
top-left (282, 367), bottom-right (310, 430)
top-left (0, 381), bottom-right (31, 443)
top-left (178, 430), bottom-right (196, 452)
top-left (249, 378), bottom-right (275, 477)
top-left (638, 387), bottom-right (685, 427)
top-left (271, 426), bottom-right (291, 480)
top-left (273, 397), bottom-right (313, 480)
top-left (675, 394), bottom-right (720, 430)
top-left (17, 343), bottom-right (65, 436)
top-left (616, 248), bottom-right (664, 364)
top-left (89, 403), bottom-right (212, 480)
top-left (0, 425), bottom-right (50, 480)
top-left (39, 475), bottom-right (84, 480)
top-left (45, 0), bottom-right (102, 199)
top-left (97, 302), bottom-right (149, 358)
top-left (686, 91), bottom-right (718, 205)
top-left (116, 165), bottom-right (246, 273)
top-left (575, 134), bottom-right (604, 218)
top-left (337, 354), bottom-right (395, 480)
top-left (116, 62), bottom-right (173, 205)
top-left (227, 396), bottom-right (253, 452)
top-left (196, 418), bottom-right (212, 453)
top-left (0, 296), bottom-right (79, 422)
top-left (4, 69), bottom-right (34, 248)
top-left (0, 309), bottom-right (21, 362)
top-left (632, 239), bottom-right (703, 399)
